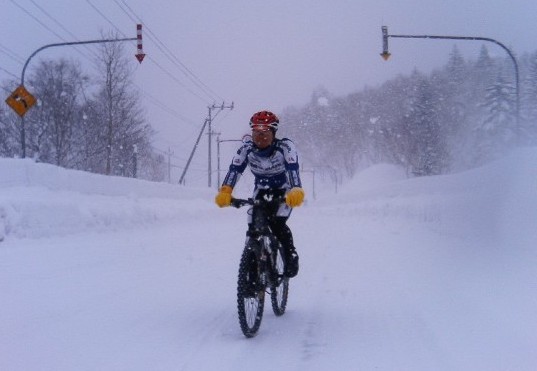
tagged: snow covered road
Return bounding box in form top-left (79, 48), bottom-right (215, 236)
top-left (1, 152), bottom-right (536, 370)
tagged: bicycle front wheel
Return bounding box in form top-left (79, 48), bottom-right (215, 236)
top-left (270, 246), bottom-right (289, 316)
top-left (237, 244), bottom-right (265, 338)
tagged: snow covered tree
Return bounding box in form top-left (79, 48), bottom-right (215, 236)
top-left (446, 45), bottom-right (466, 95)
top-left (473, 45), bottom-right (496, 96)
top-left (475, 72), bottom-right (517, 162)
top-left (27, 59), bottom-right (88, 166)
top-left (89, 33), bottom-right (153, 176)
top-left (401, 73), bottom-right (448, 176)
top-left (522, 51), bottom-right (537, 144)
top-left (0, 87), bottom-right (20, 158)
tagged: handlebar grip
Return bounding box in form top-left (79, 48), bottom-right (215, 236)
top-left (230, 198), bottom-right (252, 208)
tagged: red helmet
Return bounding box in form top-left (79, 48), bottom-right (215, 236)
top-left (249, 110), bottom-right (279, 131)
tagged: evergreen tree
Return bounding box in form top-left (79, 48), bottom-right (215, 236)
top-left (403, 73), bottom-right (448, 175)
top-left (476, 72), bottom-right (517, 162)
top-left (474, 45), bottom-right (496, 96)
top-left (522, 51), bottom-right (537, 144)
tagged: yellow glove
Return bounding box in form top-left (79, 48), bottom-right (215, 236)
top-left (285, 187), bottom-right (305, 207)
top-left (215, 185), bottom-right (233, 207)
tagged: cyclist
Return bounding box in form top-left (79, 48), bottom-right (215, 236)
top-left (215, 110), bottom-right (304, 277)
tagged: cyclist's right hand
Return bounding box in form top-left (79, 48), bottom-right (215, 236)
top-left (215, 185), bottom-right (233, 207)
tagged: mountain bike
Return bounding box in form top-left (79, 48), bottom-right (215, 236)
top-left (231, 195), bottom-right (290, 338)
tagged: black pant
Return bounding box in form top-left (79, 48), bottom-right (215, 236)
top-left (269, 216), bottom-right (295, 255)
top-left (248, 216), bottom-right (295, 256)
top-left (248, 189), bottom-right (296, 257)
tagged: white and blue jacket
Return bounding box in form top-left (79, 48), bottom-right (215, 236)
top-left (222, 138), bottom-right (302, 192)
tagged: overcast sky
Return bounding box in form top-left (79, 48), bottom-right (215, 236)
top-left (2, 0), bottom-right (537, 183)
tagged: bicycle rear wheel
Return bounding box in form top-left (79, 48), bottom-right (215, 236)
top-left (237, 243), bottom-right (265, 338)
top-left (270, 246), bottom-right (289, 316)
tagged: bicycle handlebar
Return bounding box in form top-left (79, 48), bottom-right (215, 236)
top-left (230, 198), bottom-right (253, 208)
top-left (230, 196), bottom-right (285, 209)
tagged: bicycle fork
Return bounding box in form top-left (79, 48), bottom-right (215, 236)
top-left (246, 235), bottom-right (273, 293)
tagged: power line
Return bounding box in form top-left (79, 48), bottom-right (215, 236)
top-left (27, 0), bottom-right (103, 63)
top-left (114, 0), bottom-right (224, 102)
top-left (0, 43), bottom-right (25, 64)
top-left (86, 0), bottom-right (212, 104)
top-left (144, 55), bottom-right (209, 102)
top-left (85, 0), bottom-right (125, 36)
top-left (10, 0), bottom-right (103, 76)
top-left (8, 0), bottom-right (67, 42)
top-left (0, 66), bottom-right (19, 80)
top-left (41, 2), bottom-right (200, 127)
top-left (81, 0), bottom-right (213, 129)
top-left (139, 88), bottom-right (196, 124)
top-left (6, 1), bottom-right (214, 162)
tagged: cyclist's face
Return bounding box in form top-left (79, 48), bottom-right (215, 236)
top-left (252, 128), bottom-right (274, 149)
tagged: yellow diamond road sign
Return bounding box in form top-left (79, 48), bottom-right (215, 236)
top-left (5, 85), bottom-right (36, 117)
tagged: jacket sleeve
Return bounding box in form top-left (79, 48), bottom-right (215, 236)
top-left (280, 139), bottom-right (302, 188)
top-left (222, 142), bottom-right (250, 188)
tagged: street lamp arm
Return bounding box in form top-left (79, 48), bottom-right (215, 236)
top-left (383, 27), bottom-right (520, 143)
top-left (21, 37), bottom-right (136, 85)
top-left (389, 34), bottom-right (518, 75)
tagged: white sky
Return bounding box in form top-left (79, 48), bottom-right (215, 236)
top-left (2, 0), bottom-right (537, 184)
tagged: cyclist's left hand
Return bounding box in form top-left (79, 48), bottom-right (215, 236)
top-left (285, 187), bottom-right (305, 207)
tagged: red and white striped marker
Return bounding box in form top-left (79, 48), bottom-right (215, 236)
top-left (135, 24), bottom-right (146, 63)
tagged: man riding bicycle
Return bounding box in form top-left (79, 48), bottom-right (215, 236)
top-left (215, 110), bottom-right (304, 278)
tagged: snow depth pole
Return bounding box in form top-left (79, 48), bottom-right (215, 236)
top-left (380, 26), bottom-right (520, 144)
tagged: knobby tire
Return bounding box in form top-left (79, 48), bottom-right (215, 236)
top-left (270, 246), bottom-right (289, 316)
top-left (237, 244), bottom-right (264, 338)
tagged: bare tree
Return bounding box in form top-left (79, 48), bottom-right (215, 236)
top-left (90, 32), bottom-right (151, 176)
top-left (0, 92), bottom-right (20, 158)
top-left (27, 59), bottom-right (88, 166)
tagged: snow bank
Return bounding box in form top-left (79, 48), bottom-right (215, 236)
top-left (1, 147), bottom-right (536, 242)
top-left (317, 148), bottom-right (537, 241)
top-left (0, 159), bottom-right (214, 240)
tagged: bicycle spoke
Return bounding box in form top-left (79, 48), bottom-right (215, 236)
top-left (237, 244), bottom-right (264, 337)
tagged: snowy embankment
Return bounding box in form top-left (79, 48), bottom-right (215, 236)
top-left (318, 148), bottom-right (537, 246)
top-left (0, 159), bottom-right (214, 240)
top-left (2, 148), bottom-right (536, 243)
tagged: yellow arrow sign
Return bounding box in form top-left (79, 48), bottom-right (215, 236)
top-left (5, 85), bottom-right (37, 117)
top-left (380, 52), bottom-right (391, 61)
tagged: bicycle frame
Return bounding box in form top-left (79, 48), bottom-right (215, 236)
top-left (232, 195), bottom-right (289, 337)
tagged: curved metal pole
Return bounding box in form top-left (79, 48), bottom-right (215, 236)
top-left (389, 34), bottom-right (519, 131)
top-left (18, 37), bottom-right (136, 158)
top-left (21, 38), bottom-right (136, 85)
top-left (383, 28), bottom-right (520, 142)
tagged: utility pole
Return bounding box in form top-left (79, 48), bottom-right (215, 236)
top-left (132, 144), bottom-right (138, 178)
top-left (216, 137), bottom-right (243, 189)
top-left (207, 102), bottom-right (233, 187)
top-left (179, 101), bottom-right (233, 186)
top-left (165, 147), bottom-right (174, 183)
